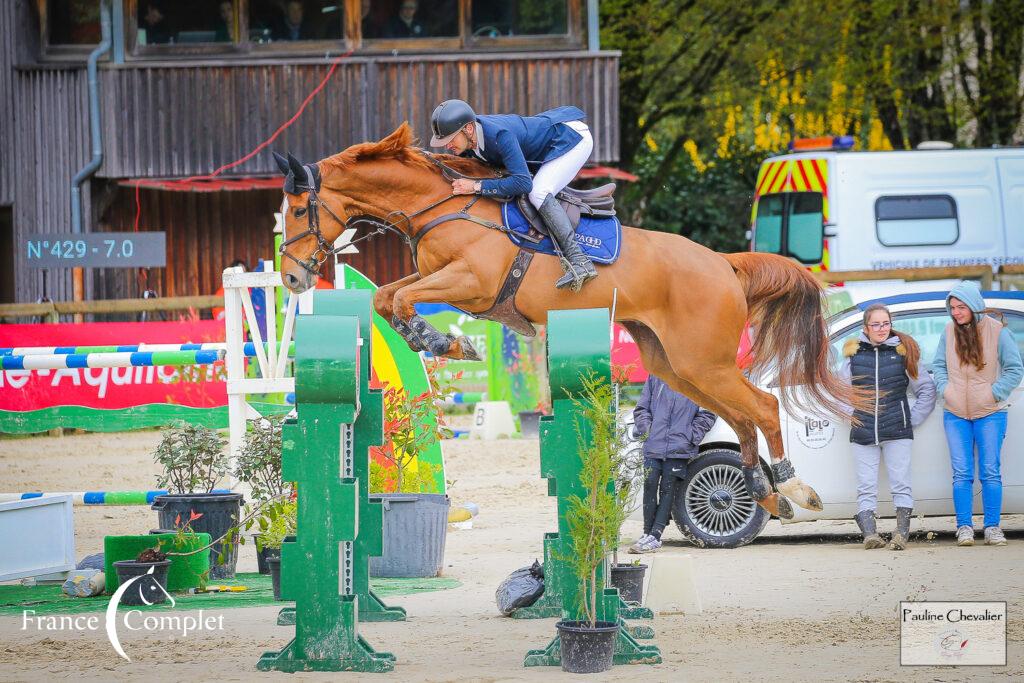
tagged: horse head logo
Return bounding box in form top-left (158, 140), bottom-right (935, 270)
top-left (105, 565), bottom-right (175, 662)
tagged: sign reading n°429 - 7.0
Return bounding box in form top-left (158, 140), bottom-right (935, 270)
top-left (23, 232), bottom-right (166, 268)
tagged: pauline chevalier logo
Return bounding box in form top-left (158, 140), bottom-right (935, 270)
top-left (900, 601), bottom-right (1005, 666)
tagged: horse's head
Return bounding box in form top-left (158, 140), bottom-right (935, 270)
top-left (273, 123), bottom-right (495, 293)
top-left (273, 151), bottom-right (349, 293)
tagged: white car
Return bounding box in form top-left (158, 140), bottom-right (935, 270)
top-left (623, 291), bottom-right (1024, 548)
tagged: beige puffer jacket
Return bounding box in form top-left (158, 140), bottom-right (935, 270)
top-left (942, 316), bottom-right (1005, 419)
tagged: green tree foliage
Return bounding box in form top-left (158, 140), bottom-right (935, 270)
top-left (603, 0), bottom-right (1024, 250)
top-left (630, 140), bottom-right (760, 251)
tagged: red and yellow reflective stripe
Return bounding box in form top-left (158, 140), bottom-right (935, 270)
top-left (750, 157), bottom-right (830, 222)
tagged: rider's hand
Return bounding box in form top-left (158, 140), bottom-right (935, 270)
top-left (451, 179), bottom-right (480, 195)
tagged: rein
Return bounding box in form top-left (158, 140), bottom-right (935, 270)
top-left (279, 151), bottom-right (509, 276)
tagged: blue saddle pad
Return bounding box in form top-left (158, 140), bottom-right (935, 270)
top-left (501, 202), bottom-right (621, 264)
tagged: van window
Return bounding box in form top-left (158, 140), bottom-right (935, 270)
top-left (875, 195), bottom-right (959, 246)
top-left (754, 195), bottom-right (784, 254)
top-left (752, 192), bottom-right (823, 264)
top-left (787, 193), bottom-right (824, 263)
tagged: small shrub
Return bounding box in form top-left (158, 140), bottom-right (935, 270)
top-left (153, 422), bottom-right (229, 493)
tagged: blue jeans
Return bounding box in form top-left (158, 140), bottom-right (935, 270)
top-left (943, 410), bottom-right (1008, 528)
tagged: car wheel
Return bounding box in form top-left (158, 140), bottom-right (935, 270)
top-left (673, 448), bottom-right (770, 549)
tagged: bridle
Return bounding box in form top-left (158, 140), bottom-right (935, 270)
top-left (278, 152), bottom-right (509, 277)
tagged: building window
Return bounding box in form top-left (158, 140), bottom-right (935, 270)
top-left (249, 0), bottom-right (344, 44)
top-left (361, 0), bottom-right (458, 41)
top-left (136, 0), bottom-right (238, 45)
top-left (117, 0), bottom-right (582, 58)
top-left (47, 0), bottom-right (101, 45)
top-left (875, 195), bottom-right (959, 247)
top-left (471, 0), bottom-right (568, 37)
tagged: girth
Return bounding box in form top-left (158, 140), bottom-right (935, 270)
top-left (472, 249), bottom-right (537, 337)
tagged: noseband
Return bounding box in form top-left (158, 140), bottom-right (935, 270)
top-left (278, 153), bottom-right (509, 278)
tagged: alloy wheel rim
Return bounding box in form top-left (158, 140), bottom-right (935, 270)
top-left (685, 464), bottom-right (758, 537)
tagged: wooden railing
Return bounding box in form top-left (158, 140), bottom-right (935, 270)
top-left (813, 265), bottom-right (995, 290)
top-left (0, 295), bottom-right (223, 322)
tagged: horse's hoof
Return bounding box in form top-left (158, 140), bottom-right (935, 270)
top-left (454, 335), bottom-right (482, 361)
top-left (757, 493), bottom-right (794, 520)
top-left (776, 477), bottom-right (824, 512)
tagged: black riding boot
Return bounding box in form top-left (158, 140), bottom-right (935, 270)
top-left (889, 506), bottom-right (912, 551)
top-left (537, 195), bottom-right (597, 291)
top-left (854, 510), bottom-right (886, 549)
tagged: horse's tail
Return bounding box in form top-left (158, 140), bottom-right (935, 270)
top-left (722, 252), bottom-right (870, 417)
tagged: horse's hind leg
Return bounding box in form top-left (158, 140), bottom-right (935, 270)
top-left (739, 375), bottom-right (822, 511)
top-left (658, 326), bottom-right (823, 514)
top-left (622, 321), bottom-right (794, 520)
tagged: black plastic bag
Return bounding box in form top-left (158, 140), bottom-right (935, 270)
top-left (495, 560), bottom-right (545, 615)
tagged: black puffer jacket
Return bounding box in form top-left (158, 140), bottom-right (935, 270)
top-left (847, 338), bottom-right (912, 445)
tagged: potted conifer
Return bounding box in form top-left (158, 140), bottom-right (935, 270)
top-left (556, 374), bottom-right (634, 674)
top-left (151, 422), bottom-right (243, 579)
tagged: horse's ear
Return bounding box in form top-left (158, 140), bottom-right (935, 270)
top-left (273, 152), bottom-right (290, 176)
top-left (287, 153), bottom-right (306, 179)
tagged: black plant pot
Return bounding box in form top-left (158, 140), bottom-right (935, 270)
top-left (112, 560), bottom-right (172, 606)
top-left (518, 410), bottom-right (544, 438)
top-left (152, 492), bottom-right (243, 579)
top-left (253, 534), bottom-right (281, 575)
top-left (267, 556), bottom-right (282, 600)
top-left (556, 620), bottom-right (618, 674)
top-left (610, 563), bottom-right (647, 604)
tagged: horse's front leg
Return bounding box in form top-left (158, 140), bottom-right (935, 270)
top-left (391, 263), bottom-right (484, 361)
top-left (374, 273), bottom-right (424, 352)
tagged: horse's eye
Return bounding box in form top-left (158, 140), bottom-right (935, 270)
top-left (294, 207), bottom-right (307, 218)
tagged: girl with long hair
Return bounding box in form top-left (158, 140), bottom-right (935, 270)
top-left (840, 303), bottom-right (936, 550)
top-left (934, 281), bottom-right (1023, 546)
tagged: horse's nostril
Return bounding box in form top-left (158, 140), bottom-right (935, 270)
top-left (284, 273), bottom-right (298, 288)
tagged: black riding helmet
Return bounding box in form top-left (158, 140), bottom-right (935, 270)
top-left (430, 99), bottom-right (476, 147)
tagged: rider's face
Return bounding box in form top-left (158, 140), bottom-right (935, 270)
top-left (445, 125), bottom-right (474, 155)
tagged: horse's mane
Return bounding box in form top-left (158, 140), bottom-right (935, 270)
top-left (319, 122), bottom-right (499, 179)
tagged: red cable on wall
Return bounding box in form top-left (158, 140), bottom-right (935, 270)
top-left (133, 49), bottom-right (354, 233)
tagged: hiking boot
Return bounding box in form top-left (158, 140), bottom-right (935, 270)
top-left (888, 506), bottom-right (912, 551)
top-left (984, 526), bottom-right (1007, 546)
top-left (956, 525), bottom-right (975, 547)
top-left (854, 510), bottom-right (886, 549)
top-left (537, 195), bottom-right (597, 292)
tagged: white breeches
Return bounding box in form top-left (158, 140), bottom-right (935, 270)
top-left (528, 120), bottom-right (594, 209)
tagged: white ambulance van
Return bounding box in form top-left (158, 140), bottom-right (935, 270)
top-left (747, 138), bottom-right (1024, 300)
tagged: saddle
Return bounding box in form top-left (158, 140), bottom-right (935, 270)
top-left (513, 183), bottom-right (617, 243)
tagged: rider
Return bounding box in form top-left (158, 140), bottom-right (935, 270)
top-left (429, 99), bottom-right (598, 291)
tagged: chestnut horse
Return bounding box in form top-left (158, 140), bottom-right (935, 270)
top-left (274, 123), bottom-right (864, 520)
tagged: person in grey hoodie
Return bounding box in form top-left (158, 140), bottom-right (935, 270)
top-left (628, 374), bottom-right (717, 553)
top-left (839, 303), bottom-right (935, 551)
top-left (933, 280), bottom-right (1023, 547)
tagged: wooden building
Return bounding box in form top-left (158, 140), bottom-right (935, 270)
top-left (0, 0), bottom-right (619, 310)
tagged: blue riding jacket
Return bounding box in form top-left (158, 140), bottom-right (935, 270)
top-left (470, 105), bottom-right (587, 198)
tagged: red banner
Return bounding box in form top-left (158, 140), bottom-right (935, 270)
top-left (611, 323), bottom-right (648, 382)
top-left (0, 321), bottom-right (227, 412)
top-left (610, 322), bottom-right (754, 384)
